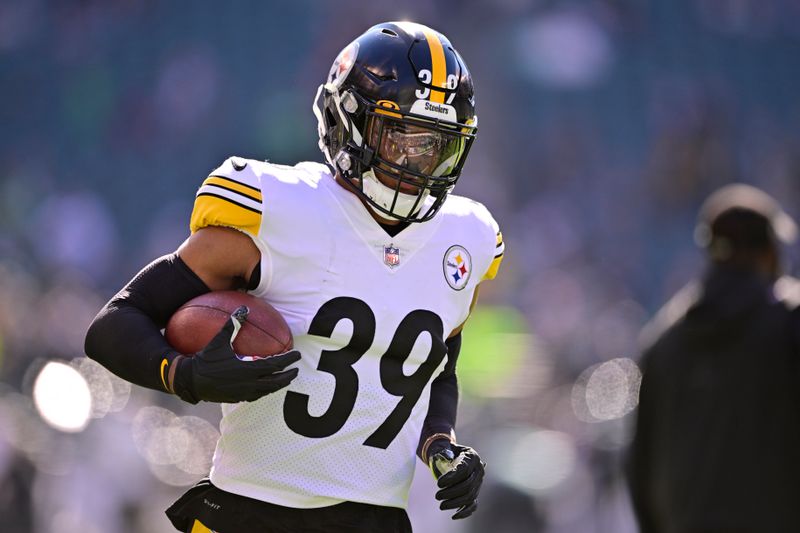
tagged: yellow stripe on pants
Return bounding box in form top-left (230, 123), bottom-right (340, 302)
top-left (190, 519), bottom-right (215, 533)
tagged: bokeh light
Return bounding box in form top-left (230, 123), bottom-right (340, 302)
top-left (131, 406), bottom-right (220, 487)
top-left (572, 357), bottom-right (642, 423)
top-left (459, 306), bottom-right (546, 398)
top-left (488, 427), bottom-right (578, 495)
top-left (72, 357), bottom-right (131, 419)
top-left (0, 388), bottom-right (50, 457)
top-left (32, 361), bottom-right (92, 433)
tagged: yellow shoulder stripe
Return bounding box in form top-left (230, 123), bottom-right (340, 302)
top-left (483, 231), bottom-right (505, 281)
top-left (190, 194), bottom-right (262, 236)
top-left (204, 176), bottom-right (262, 203)
top-left (482, 253), bottom-right (504, 281)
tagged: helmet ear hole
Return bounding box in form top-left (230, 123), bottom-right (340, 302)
top-left (324, 108), bottom-right (342, 152)
top-left (324, 108), bottom-right (337, 131)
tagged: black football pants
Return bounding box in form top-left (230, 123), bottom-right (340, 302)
top-left (166, 479), bottom-right (413, 533)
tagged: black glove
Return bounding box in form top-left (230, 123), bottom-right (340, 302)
top-left (427, 440), bottom-right (486, 520)
top-left (172, 306), bottom-right (300, 404)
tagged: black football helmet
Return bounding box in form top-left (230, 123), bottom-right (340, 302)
top-left (313, 21), bottom-right (478, 223)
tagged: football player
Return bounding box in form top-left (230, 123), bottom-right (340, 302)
top-left (85, 21), bottom-right (504, 533)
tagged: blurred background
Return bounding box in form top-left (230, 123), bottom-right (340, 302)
top-left (1, 1), bottom-right (799, 532)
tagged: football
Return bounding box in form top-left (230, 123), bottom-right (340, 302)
top-left (165, 291), bottom-right (293, 357)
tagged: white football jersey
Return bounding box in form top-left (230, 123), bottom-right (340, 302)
top-left (189, 157), bottom-right (504, 509)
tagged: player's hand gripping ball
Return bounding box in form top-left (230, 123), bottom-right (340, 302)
top-left (165, 291), bottom-right (300, 404)
top-left (428, 441), bottom-right (486, 520)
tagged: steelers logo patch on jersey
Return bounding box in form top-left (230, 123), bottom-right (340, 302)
top-left (443, 245), bottom-right (472, 290)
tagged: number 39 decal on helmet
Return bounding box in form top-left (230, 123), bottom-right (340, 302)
top-left (313, 21), bottom-right (478, 223)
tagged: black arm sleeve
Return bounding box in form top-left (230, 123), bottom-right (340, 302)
top-left (417, 332), bottom-right (461, 460)
top-left (84, 254), bottom-right (210, 393)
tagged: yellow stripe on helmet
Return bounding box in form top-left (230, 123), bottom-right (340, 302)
top-left (421, 28), bottom-right (447, 104)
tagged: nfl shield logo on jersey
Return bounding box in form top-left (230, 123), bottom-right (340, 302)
top-left (384, 244), bottom-right (400, 267)
top-left (443, 245), bottom-right (472, 290)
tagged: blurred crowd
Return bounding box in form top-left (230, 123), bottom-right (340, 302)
top-left (1, 1), bottom-right (799, 532)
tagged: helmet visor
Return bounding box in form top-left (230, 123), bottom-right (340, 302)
top-left (368, 116), bottom-right (468, 179)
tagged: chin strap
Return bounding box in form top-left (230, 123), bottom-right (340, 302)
top-left (361, 169), bottom-right (429, 219)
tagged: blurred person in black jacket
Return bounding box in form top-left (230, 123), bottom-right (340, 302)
top-left (627, 184), bottom-right (800, 533)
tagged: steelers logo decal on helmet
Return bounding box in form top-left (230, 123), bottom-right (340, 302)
top-left (443, 245), bottom-right (472, 290)
top-left (327, 41), bottom-right (359, 89)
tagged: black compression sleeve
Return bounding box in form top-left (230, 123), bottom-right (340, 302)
top-left (84, 254), bottom-right (210, 394)
top-left (417, 332), bottom-right (461, 460)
